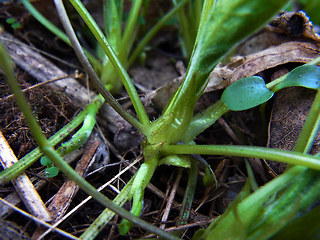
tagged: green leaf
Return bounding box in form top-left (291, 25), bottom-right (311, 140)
top-left (271, 204), bottom-right (320, 240)
top-left (6, 18), bottom-right (16, 24)
top-left (104, 0), bottom-right (123, 52)
top-left (298, 0), bottom-right (320, 24)
top-left (11, 23), bottom-right (21, 29)
top-left (40, 156), bottom-right (52, 167)
top-left (45, 166), bottom-right (59, 178)
top-left (5, 18), bottom-right (21, 29)
top-left (222, 76), bottom-right (274, 111)
top-left (272, 65), bottom-right (320, 92)
top-left (158, 155), bottom-right (191, 168)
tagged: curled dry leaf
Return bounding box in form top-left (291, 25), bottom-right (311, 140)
top-left (270, 11), bottom-right (320, 41)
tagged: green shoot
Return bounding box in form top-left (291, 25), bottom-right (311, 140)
top-left (5, 17), bottom-right (21, 29)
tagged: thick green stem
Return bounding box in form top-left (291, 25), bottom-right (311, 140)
top-left (119, 155), bottom-right (158, 234)
top-left (152, 0), bottom-right (289, 146)
top-left (40, 95), bottom-right (103, 170)
top-left (161, 145), bottom-right (320, 171)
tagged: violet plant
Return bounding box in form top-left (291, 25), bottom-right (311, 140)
top-left (1, 0), bottom-right (320, 239)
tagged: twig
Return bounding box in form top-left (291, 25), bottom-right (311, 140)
top-left (0, 177), bottom-right (47, 219)
top-left (49, 138), bottom-right (99, 221)
top-left (0, 131), bottom-right (52, 222)
top-left (0, 197), bottom-right (79, 240)
top-left (160, 168), bottom-right (183, 230)
top-left (0, 72), bottom-right (82, 102)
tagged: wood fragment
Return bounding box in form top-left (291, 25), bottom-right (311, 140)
top-left (47, 137), bottom-right (100, 221)
top-left (0, 177), bottom-right (47, 219)
top-left (0, 131), bottom-right (52, 222)
top-left (160, 168), bottom-right (183, 230)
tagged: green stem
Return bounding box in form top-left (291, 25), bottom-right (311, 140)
top-left (267, 57), bottom-right (320, 90)
top-left (0, 40), bottom-right (178, 240)
top-left (119, 155), bottom-right (159, 234)
top-left (119, 0), bottom-right (142, 61)
top-left (68, 0), bottom-right (150, 126)
top-left (177, 158), bottom-right (198, 226)
top-left (55, 0), bottom-right (147, 134)
top-left (128, 0), bottom-right (189, 66)
top-left (173, 0), bottom-right (193, 59)
top-left (41, 95), bottom-right (103, 170)
top-left (161, 145), bottom-right (320, 171)
top-left (103, 0), bottom-right (123, 53)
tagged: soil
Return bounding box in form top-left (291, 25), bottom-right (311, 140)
top-left (0, 1), bottom-right (319, 240)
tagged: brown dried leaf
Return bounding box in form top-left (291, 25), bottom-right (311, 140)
top-left (266, 88), bottom-right (320, 175)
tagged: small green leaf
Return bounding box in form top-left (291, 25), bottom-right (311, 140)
top-left (272, 65), bottom-right (320, 92)
top-left (11, 23), bottom-right (21, 29)
top-left (222, 76), bottom-right (274, 111)
top-left (6, 18), bottom-right (16, 24)
top-left (45, 166), bottom-right (59, 178)
top-left (40, 156), bottom-right (52, 167)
